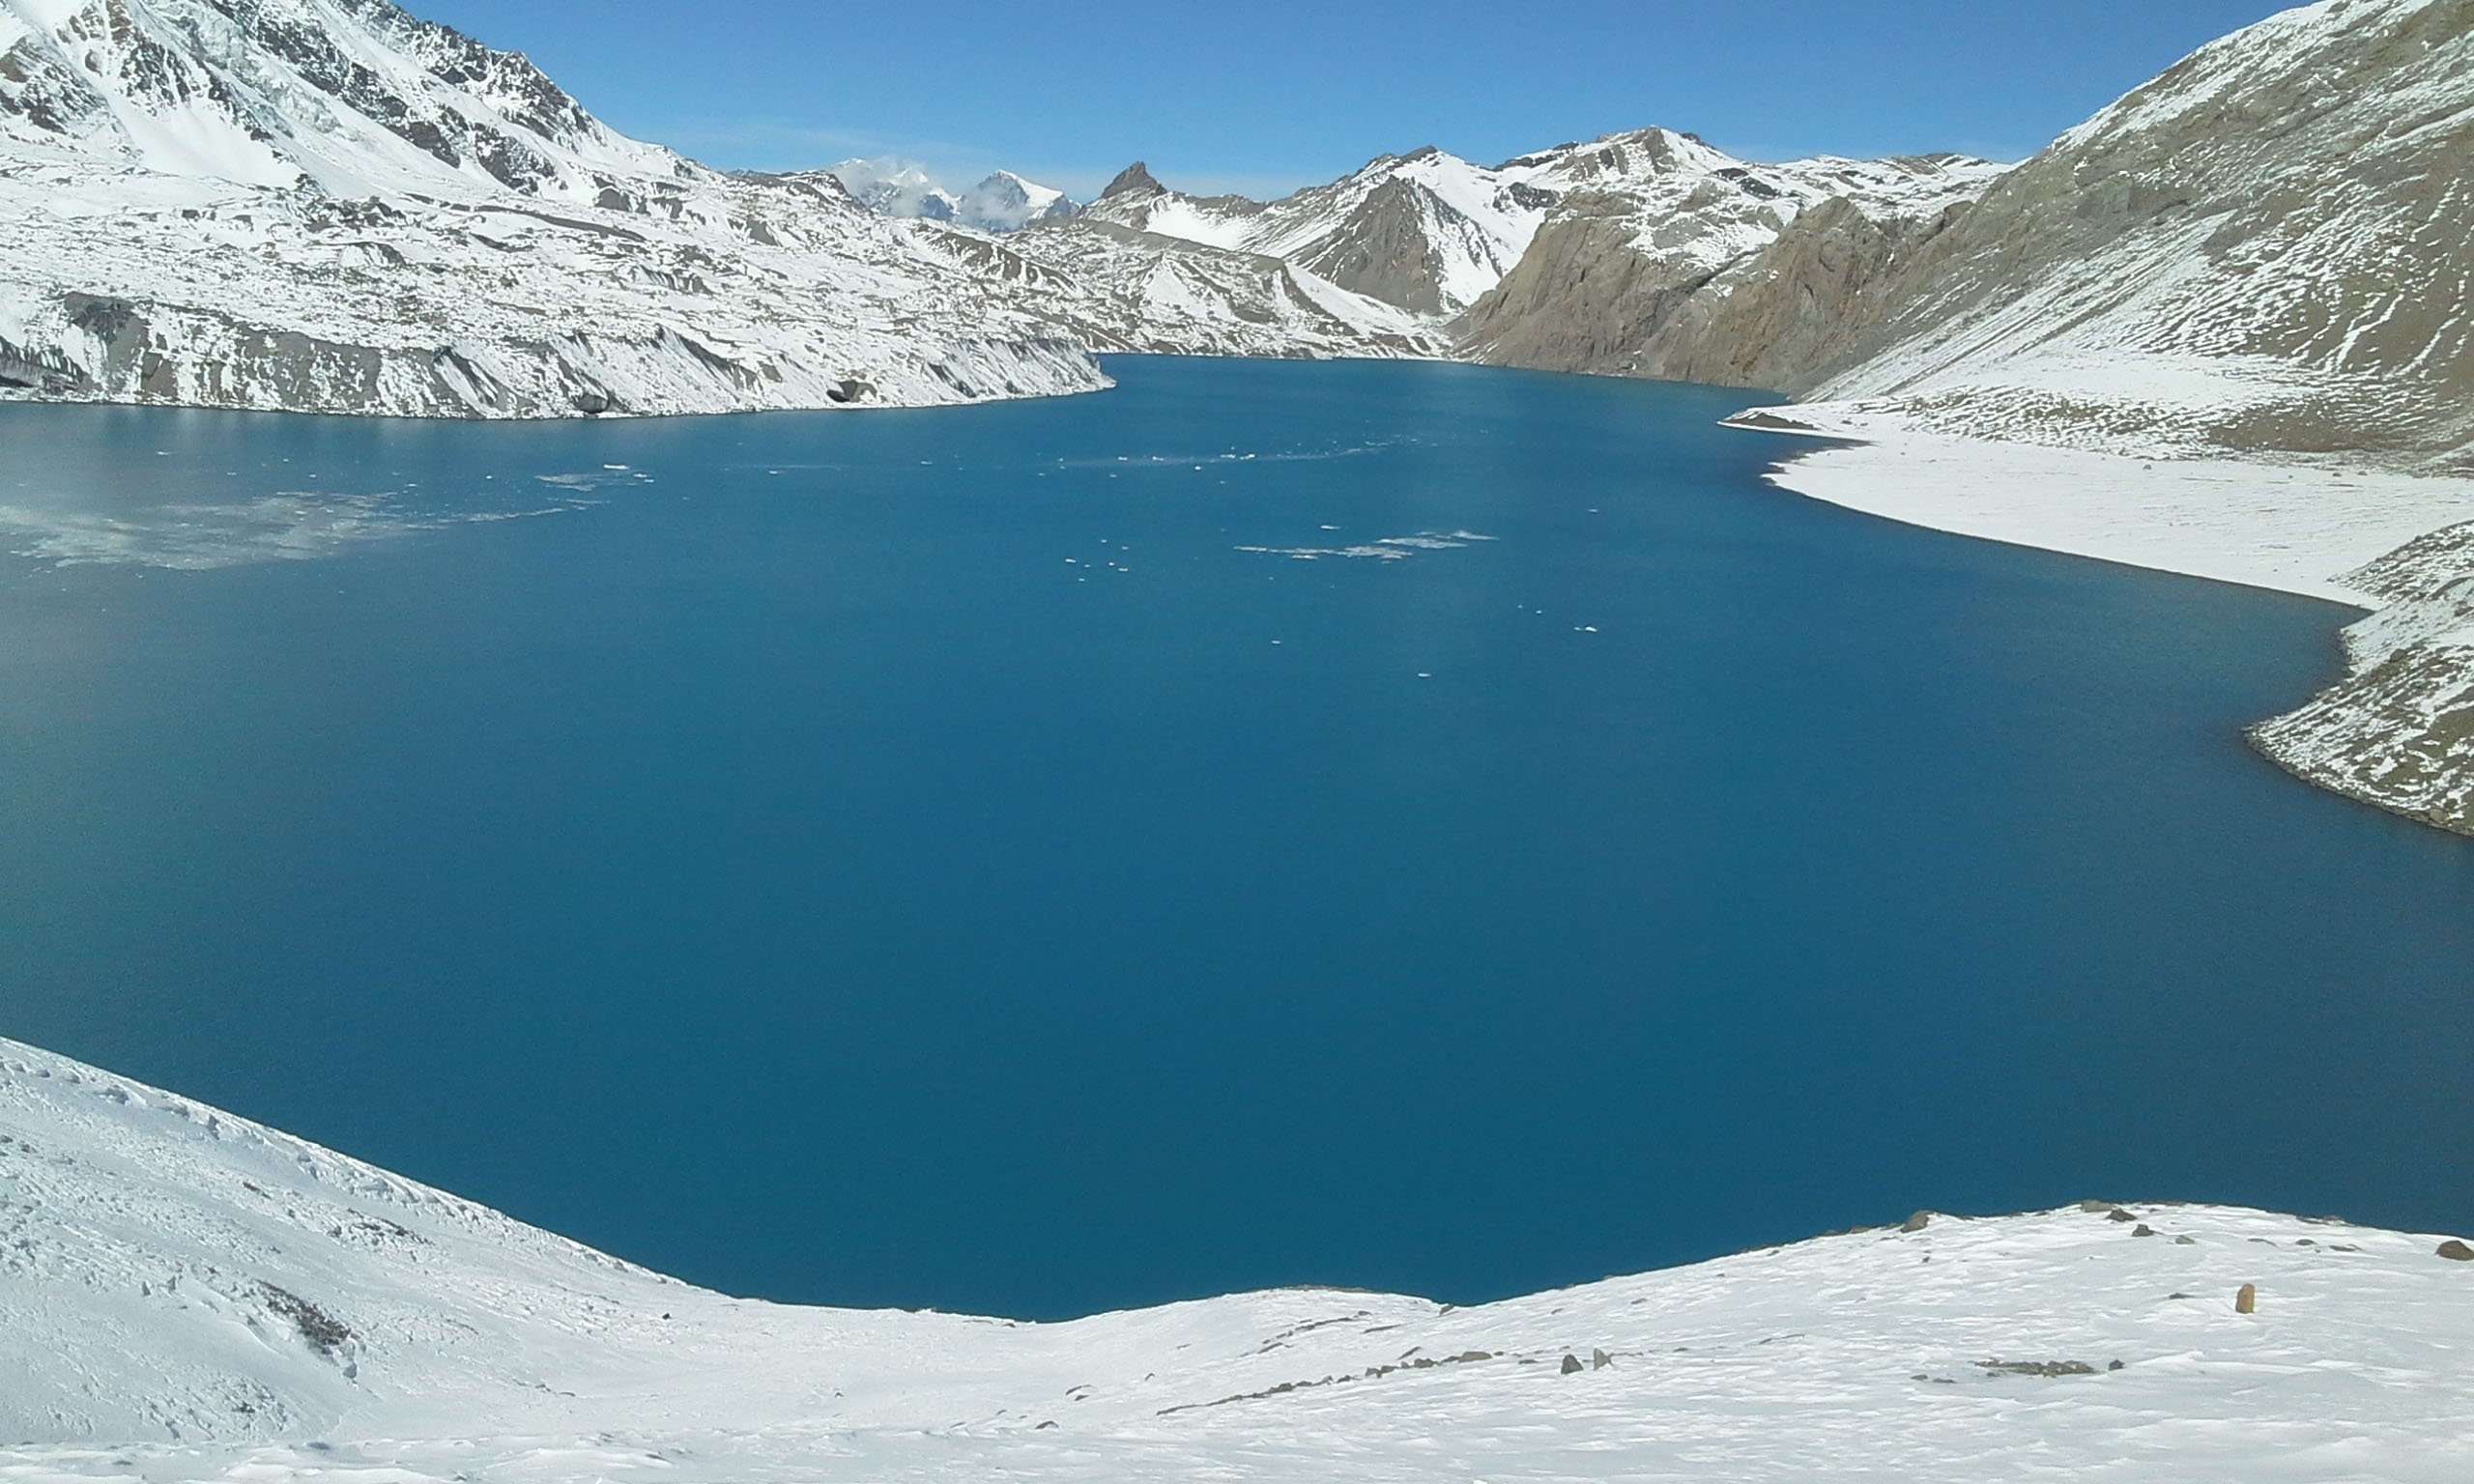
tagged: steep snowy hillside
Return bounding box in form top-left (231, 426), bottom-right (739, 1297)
top-left (1790, 0), bottom-right (2474, 466)
top-left (1001, 215), bottom-right (1448, 359)
top-left (1668, 0), bottom-right (2474, 837)
top-left (0, 0), bottom-right (1116, 414)
top-left (5, 1035), bottom-right (2471, 1480)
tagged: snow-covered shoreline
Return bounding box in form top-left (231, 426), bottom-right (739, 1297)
top-left (1731, 404), bottom-right (2474, 836)
top-left (1731, 404), bottom-right (2474, 607)
top-left (5, 1033), bottom-right (2472, 1481)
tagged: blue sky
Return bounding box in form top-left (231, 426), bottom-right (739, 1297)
top-left (416, 0), bottom-right (2290, 197)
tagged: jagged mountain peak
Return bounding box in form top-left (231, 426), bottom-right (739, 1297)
top-left (1098, 159), bottom-right (1163, 199)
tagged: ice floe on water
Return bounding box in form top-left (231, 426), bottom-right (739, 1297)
top-left (535, 468), bottom-right (658, 493)
top-left (1237, 530), bottom-right (1498, 561)
top-left (0, 486), bottom-right (599, 570)
top-left (1066, 442), bottom-right (1400, 471)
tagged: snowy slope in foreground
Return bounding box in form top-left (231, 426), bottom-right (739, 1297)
top-left (5, 1037), bottom-right (2472, 1481)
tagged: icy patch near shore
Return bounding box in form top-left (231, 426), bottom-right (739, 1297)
top-left (0, 487), bottom-right (593, 568)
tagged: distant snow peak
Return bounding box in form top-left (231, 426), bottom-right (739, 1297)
top-left (826, 157), bottom-right (1079, 233)
top-left (826, 157), bottom-right (961, 222)
top-left (958, 169), bottom-right (1079, 232)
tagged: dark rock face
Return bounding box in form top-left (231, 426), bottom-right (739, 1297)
top-left (1296, 177), bottom-right (1454, 316)
top-left (1454, 179), bottom-right (1976, 389)
top-left (1454, 194), bottom-right (1724, 379)
top-left (0, 333), bottom-right (89, 393)
top-left (1099, 162), bottom-right (1165, 201)
top-left (1980, 1359), bottom-right (2100, 1377)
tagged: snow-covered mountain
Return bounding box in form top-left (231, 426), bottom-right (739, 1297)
top-left (1057, 137), bottom-right (2000, 328)
top-left (958, 167), bottom-right (1079, 231)
top-left (0, 0), bottom-right (1125, 414)
top-left (1627, 0), bottom-right (2474, 836)
top-left (6, 1033), bottom-right (2471, 1479)
top-left (828, 157), bottom-right (1081, 232)
top-left (1455, 139), bottom-right (2001, 378)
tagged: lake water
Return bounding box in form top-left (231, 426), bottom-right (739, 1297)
top-left (3, 357), bottom-right (2470, 1319)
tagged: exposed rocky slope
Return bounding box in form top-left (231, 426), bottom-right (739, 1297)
top-left (1790, 0), bottom-right (2474, 469)
top-left (1458, 0), bottom-right (2474, 477)
top-left (6, 1034), bottom-right (2472, 1479)
top-left (1453, 141), bottom-right (1999, 378)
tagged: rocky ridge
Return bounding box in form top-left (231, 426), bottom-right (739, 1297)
top-left (1448, 0), bottom-right (2474, 476)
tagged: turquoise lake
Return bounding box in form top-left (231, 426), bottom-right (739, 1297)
top-left (2, 357), bottom-right (2469, 1319)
